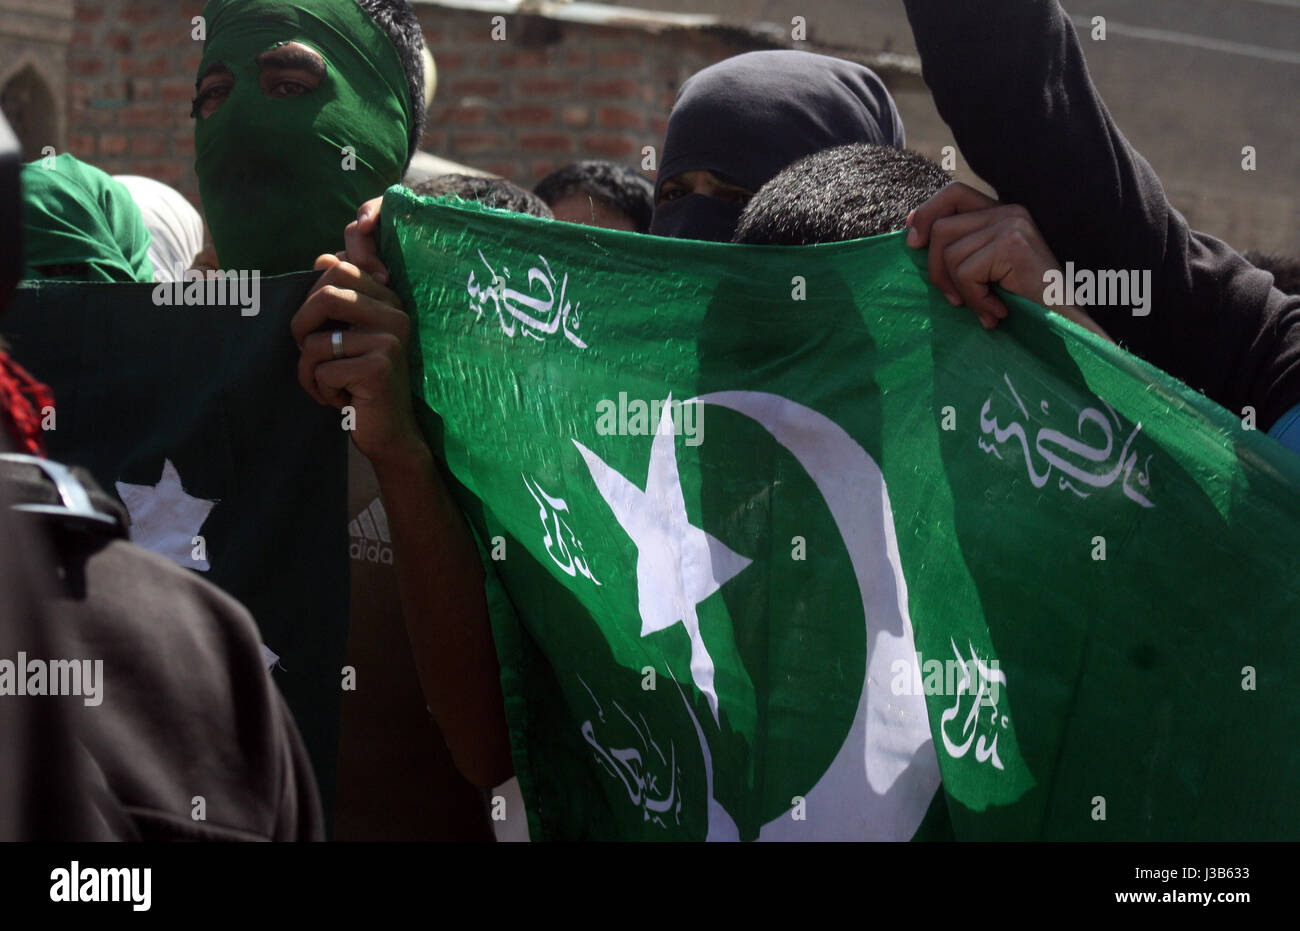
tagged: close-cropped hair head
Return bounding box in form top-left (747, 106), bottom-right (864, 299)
top-left (409, 174), bottom-right (554, 219)
top-left (733, 143), bottom-right (951, 246)
top-left (533, 161), bottom-right (655, 233)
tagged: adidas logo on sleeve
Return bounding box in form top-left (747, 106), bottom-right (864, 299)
top-left (348, 497), bottom-right (393, 565)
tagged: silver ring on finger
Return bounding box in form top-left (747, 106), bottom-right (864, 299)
top-left (331, 329), bottom-right (345, 360)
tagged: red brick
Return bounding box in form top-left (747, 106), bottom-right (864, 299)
top-left (98, 133), bottom-right (128, 156)
top-left (515, 77), bottom-right (574, 99)
top-left (657, 59), bottom-right (695, 82)
top-left (451, 131), bottom-right (509, 155)
top-left (495, 50), bottom-right (548, 69)
top-left (430, 51), bottom-right (462, 73)
top-left (79, 109), bottom-right (120, 130)
top-left (121, 105), bottom-right (175, 129)
top-left (445, 78), bottom-right (504, 98)
top-left (108, 31), bottom-right (132, 53)
top-left (131, 133), bottom-right (166, 157)
top-left (650, 116), bottom-right (668, 136)
top-left (480, 162), bottom-right (517, 180)
top-left (128, 160), bottom-right (183, 185)
top-left (120, 4), bottom-right (165, 25)
top-left (582, 78), bottom-right (640, 99)
top-left (160, 77), bottom-right (195, 102)
top-left (66, 132), bottom-right (96, 156)
top-left (173, 132), bottom-right (195, 157)
top-left (68, 79), bottom-right (94, 104)
top-left (449, 106), bottom-right (490, 127)
top-left (456, 18), bottom-right (503, 44)
top-left (121, 55), bottom-right (170, 78)
top-left (139, 24), bottom-right (183, 51)
top-left (419, 130), bottom-right (448, 152)
top-left (518, 133), bottom-right (572, 154)
top-left (560, 105), bottom-right (589, 129)
top-left (581, 134), bottom-right (637, 159)
top-left (596, 50), bottom-right (642, 69)
top-left (500, 105), bottom-right (553, 127)
top-left (597, 106), bottom-right (644, 131)
top-left (75, 4), bottom-right (104, 23)
top-left (129, 79), bottom-right (156, 101)
top-left (71, 57), bottom-right (105, 77)
top-left (562, 50), bottom-right (590, 68)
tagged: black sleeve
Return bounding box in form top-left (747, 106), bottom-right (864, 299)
top-left (903, 0), bottom-right (1300, 429)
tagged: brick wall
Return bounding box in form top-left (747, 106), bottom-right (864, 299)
top-left (59, 0), bottom-right (787, 215)
top-left (417, 9), bottom-right (774, 185)
top-left (65, 1), bottom-right (205, 197)
top-left (8, 0), bottom-right (1288, 251)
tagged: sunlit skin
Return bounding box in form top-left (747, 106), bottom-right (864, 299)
top-left (655, 169), bottom-right (755, 206)
top-left (191, 41), bottom-right (326, 119)
top-left (548, 193), bottom-right (638, 232)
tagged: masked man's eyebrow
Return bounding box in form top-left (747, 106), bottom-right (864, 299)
top-left (195, 61), bottom-right (232, 89)
top-left (255, 44), bottom-right (326, 78)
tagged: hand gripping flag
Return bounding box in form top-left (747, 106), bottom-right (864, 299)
top-left (383, 188), bottom-right (1300, 841)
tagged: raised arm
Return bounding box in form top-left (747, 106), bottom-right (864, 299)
top-left (292, 255), bottom-right (513, 788)
top-left (903, 0), bottom-right (1300, 429)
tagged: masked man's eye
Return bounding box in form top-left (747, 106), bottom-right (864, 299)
top-left (266, 78), bottom-right (314, 98)
top-left (256, 43), bottom-right (326, 99)
top-left (191, 79), bottom-right (232, 119)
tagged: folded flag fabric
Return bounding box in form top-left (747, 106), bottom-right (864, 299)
top-left (383, 188), bottom-right (1300, 841)
top-left (2, 274), bottom-right (349, 817)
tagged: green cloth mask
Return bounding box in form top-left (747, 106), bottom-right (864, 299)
top-left (21, 154), bottom-right (154, 283)
top-left (194, 0), bottom-right (412, 274)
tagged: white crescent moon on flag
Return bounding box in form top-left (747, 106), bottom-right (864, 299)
top-left (692, 391), bottom-right (942, 841)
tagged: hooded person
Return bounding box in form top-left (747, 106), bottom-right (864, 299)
top-left (192, 0), bottom-right (422, 275)
top-left (20, 154), bottom-right (154, 283)
top-left (649, 50), bottom-right (906, 243)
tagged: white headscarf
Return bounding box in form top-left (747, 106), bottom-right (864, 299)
top-left (113, 175), bottom-right (205, 283)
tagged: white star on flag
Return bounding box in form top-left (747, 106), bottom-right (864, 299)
top-left (574, 396), bottom-right (750, 724)
top-left (115, 458), bottom-right (218, 571)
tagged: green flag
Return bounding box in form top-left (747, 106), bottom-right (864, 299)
top-left (2, 274), bottom-right (349, 817)
top-left (384, 188), bottom-right (1300, 841)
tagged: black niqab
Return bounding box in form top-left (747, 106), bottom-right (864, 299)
top-left (649, 50), bottom-right (906, 242)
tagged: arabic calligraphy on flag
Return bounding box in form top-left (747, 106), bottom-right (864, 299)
top-left (384, 190), bottom-right (1300, 841)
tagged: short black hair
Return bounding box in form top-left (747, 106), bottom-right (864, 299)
top-left (354, 0), bottom-right (425, 169)
top-left (1244, 250), bottom-right (1300, 296)
top-left (733, 144), bottom-right (951, 245)
top-left (409, 174), bottom-right (554, 219)
top-left (533, 160), bottom-right (654, 233)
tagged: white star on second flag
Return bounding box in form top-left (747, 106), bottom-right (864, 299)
top-left (115, 458), bottom-right (218, 571)
top-left (574, 396), bottom-right (750, 724)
